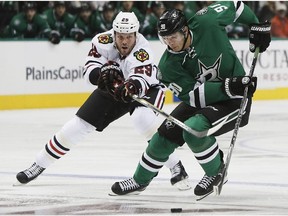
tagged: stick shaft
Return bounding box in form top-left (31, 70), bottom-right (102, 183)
top-left (225, 47), bottom-right (260, 171)
top-left (215, 48), bottom-right (260, 196)
top-left (132, 95), bottom-right (228, 138)
top-left (131, 95), bottom-right (206, 137)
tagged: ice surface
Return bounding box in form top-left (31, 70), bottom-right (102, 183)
top-left (0, 100), bottom-right (288, 215)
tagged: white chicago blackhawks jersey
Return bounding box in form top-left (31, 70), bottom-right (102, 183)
top-left (83, 29), bottom-right (160, 97)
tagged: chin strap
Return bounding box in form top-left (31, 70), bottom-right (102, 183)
top-left (180, 28), bottom-right (190, 51)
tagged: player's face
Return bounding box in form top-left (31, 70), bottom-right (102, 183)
top-left (103, 10), bottom-right (115, 22)
top-left (25, 9), bottom-right (36, 21)
top-left (55, 5), bottom-right (66, 17)
top-left (80, 10), bottom-right (92, 22)
top-left (115, 32), bottom-right (136, 57)
top-left (162, 31), bottom-right (185, 52)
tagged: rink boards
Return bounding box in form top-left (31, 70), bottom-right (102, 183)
top-left (0, 39), bottom-right (287, 110)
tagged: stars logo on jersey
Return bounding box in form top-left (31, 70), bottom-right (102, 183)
top-left (98, 34), bottom-right (113, 44)
top-left (134, 48), bottom-right (149, 62)
top-left (196, 54), bottom-right (222, 83)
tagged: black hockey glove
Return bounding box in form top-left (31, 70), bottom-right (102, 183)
top-left (113, 79), bottom-right (141, 103)
top-left (49, 30), bottom-right (61, 44)
top-left (97, 61), bottom-right (124, 95)
top-left (73, 29), bottom-right (85, 42)
top-left (222, 76), bottom-right (257, 98)
top-left (249, 21), bottom-right (271, 53)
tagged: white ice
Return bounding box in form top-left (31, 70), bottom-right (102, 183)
top-left (0, 100), bottom-right (288, 215)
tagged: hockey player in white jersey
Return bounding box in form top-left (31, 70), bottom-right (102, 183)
top-left (16, 11), bottom-right (191, 190)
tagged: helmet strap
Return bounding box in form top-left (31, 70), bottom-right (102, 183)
top-left (180, 26), bottom-right (189, 51)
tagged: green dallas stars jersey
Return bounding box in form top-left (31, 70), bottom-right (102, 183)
top-left (5, 13), bottom-right (51, 38)
top-left (158, 1), bottom-right (258, 108)
top-left (42, 8), bottom-right (75, 38)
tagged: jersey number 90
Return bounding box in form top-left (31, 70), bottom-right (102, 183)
top-left (168, 83), bottom-right (182, 97)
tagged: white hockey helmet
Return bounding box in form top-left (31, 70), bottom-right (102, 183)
top-left (113, 11), bottom-right (140, 33)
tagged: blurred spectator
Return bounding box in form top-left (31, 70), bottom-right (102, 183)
top-left (1, 2), bottom-right (51, 40)
top-left (89, 1), bottom-right (106, 11)
top-left (134, 1), bottom-right (149, 16)
top-left (172, 1), bottom-right (196, 17)
top-left (68, 1), bottom-right (104, 12)
top-left (70, 2), bottom-right (94, 42)
top-left (36, 2), bottom-right (50, 13)
top-left (68, 1), bottom-right (82, 14)
top-left (93, 2), bottom-right (116, 34)
top-left (141, 1), bottom-right (165, 39)
top-left (258, 1), bottom-right (276, 22)
top-left (42, 1), bottom-right (75, 41)
top-left (118, 1), bottom-right (145, 24)
top-left (163, 1), bottom-right (206, 14)
top-left (0, 1), bottom-right (18, 35)
top-left (271, 3), bottom-right (288, 38)
top-left (226, 23), bottom-right (249, 39)
top-left (2, 1), bottom-right (280, 42)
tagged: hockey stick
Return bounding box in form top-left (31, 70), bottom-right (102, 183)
top-left (214, 47), bottom-right (260, 196)
top-left (131, 95), bottom-right (228, 137)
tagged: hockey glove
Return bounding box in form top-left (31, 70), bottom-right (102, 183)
top-left (114, 79), bottom-right (141, 103)
top-left (97, 61), bottom-right (124, 95)
top-left (73, 29), bottom-right (85, 42)
top-left (49, 30), bottom-right (61, 44)
top-left (249, 21), bottom-right (271, 53)
top-left (223, 76), bottom-right (257, 98)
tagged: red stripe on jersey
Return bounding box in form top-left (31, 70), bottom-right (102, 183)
top-left (156, 91), bottom-right (164, 109)
top-left (49, 140), bottom-right (66, 155)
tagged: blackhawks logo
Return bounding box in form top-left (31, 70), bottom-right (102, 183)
top-left (134, 48), bottom-right (149, 62)
top-left (98, 34), bottom-right (113, 44)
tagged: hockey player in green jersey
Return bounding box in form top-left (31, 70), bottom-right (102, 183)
top-left (42, 1), bottom-right (75, 43)
top-left (70, 3), bottom-right (94, 42)
top-left (2, 2), bottom-right (51, 39)
top-left (111, 1), bottom-right (271, 200)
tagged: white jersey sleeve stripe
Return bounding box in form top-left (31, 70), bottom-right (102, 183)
top-left (233, 1), bottom-right (244, 22)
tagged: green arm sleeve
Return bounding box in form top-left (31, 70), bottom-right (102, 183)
top-left (204, 82), bottom-right (230, 105)
top-left (236, 3), bottom-right (259, 25)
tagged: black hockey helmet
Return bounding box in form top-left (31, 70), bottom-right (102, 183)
top-left (80, 2), bottom-right (91, 12)
top-left (54, 1), bottom-right (66, 8)
top-left (157, 9), bottom-right (187, 36)
top-left (23, 2), bottom-right (37, 11)
top-left (103, 2), bottom-right (115, 12)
